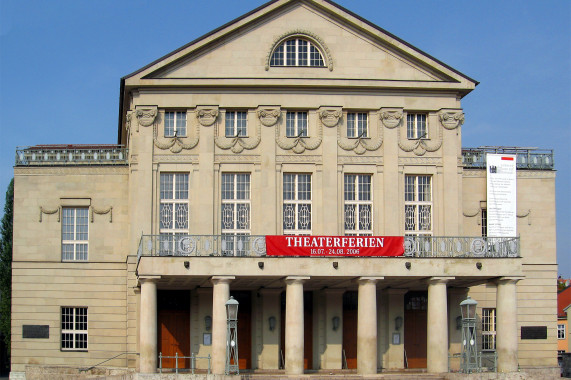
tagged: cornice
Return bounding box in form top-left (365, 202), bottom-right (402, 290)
top-left (14, 166), bottom-right (129, 175)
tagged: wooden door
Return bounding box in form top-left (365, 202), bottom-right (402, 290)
top-left (404, 292), bottom-right (428, 368)
top-left (158, 310), bottom-right (190, 369)
top-left (231, 291), bottom-right (251, 370)
top-left (343, 291), bottom-right (358, 369)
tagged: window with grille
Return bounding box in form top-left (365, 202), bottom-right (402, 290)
top-left (482, 308), bottom-right (496, 350)
top-left (404, 175), bottom-right (432, 235)
top-left (61, 307), bottom-right (87, 351)
top-left (225, 111), bottom-right (247, 137)
top-left (558, 324), bottom-right (566, 340)
top-left (62, 207), bottom-right (88, 261)
top-left (164, 111), bottom-right (187, 137)
top-left (221, 173), bottom-right (250, 256)
top-left (286, 111), bottom-right (308, 137)
top-left (347, 113), bottom-right (368, 138)
top-left (160, 173), bottom-right (189, 254)
top-left (270, 38), bottom-right (325, 67)
top-left (283, 174), bottom-right (311, 235)
top-left (344, 174), bottom-right (372, 235)
top-left (407, 113), bottom-right (427, 139)
top-left (481, 209), bottom-right (487, 237)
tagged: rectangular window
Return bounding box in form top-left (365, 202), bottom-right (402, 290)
top-left (221, 173), bottom-right (251, 256)
top-left (62, 207), bottom-right (88, 261)
top-left (160, 173), bottom-right (189, 254)
top-left (164, 111), bottom-right (187, 137)
top-left (283, 174), bottom-right (311, 235)
top-left (61, 307), bottom-right (87, 351)
top-left (481, 209), bottom-right (487, 237)
top-left (404, 175), bottom-right (432, 235)
top-left (286, 111), bottom-right (308, 137)
top-left (225, 111), bottom-right (247, 137)
top-left (344, 174), bottom-right (372, 235)
top-left (347, 113), bottom-right (368, 138)
top-left (482, 308), bottom-right (496, 350)
top-left (407, 113), bottom-right (427, 139)
top-left (558, 324), bottom-right (566, 340)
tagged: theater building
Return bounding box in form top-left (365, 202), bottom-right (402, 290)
top-left (11, 0), bottom-right (558, 378)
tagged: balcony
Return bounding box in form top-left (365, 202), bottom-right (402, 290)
top-left (462, 146), bottom-right (553, 170)
top-left (15, 145), bottom-right (128, 166)
top-left (137, 235), bottom-right (519, 260)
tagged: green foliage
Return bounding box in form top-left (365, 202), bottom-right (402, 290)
top-left (0, 179), bottom-right (14, 356)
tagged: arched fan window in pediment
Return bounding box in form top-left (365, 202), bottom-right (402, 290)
top-left (270, 38), bottom-right (325, 67)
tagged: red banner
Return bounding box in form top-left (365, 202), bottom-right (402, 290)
top-left (266, 236), bottom-right (404, 257)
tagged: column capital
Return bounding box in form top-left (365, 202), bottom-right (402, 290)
top-left (496, 276), bottom-right (524, 285)
top-left (427, 276), bottom-right (454, 285)
top-left (357, 276), bottom-right (384, 285)
top-left (285, 276), bottom-right (310, 285)
top-left (138, 275), bottom-right (161, 285)
top-left (211, 275), bottom-right (235, 285)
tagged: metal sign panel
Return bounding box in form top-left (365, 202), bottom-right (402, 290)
top-left (486, 154), bottom-right (517, 237)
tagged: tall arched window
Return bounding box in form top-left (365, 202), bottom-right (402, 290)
top-left (270, 38), bottom-right (325, 67)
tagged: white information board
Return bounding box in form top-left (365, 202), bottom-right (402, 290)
top-left (486, 153), bottom-right (517, 237)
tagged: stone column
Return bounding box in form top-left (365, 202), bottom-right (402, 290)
top-left (285, 276), bottom-right (309, 375)
top-left (496, 277), bottom-right (521, 373)
top-left (427, 277), bottom-right (453, 373)
top-left (357, 277), bottom-right (383, 375)
top-left (211, 276), bottom-right (235, 374)
top-left (140, 277), bottom-right (159, 373)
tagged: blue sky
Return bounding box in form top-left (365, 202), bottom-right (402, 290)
top-left (0, 0), bottom-right (569, 274)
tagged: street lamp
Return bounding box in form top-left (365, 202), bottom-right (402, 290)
top-left (459, 296), bottom-right (480, 373)
top-left (225, 296), bottom-right (239, 375)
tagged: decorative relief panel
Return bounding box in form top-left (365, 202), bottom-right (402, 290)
top-left (153, 155), bottom-right (198, 163)
top-left (398, 157), bottom-right (443, 165)
top-left (153, 110), bottom-right (200, 153)
top-left (196, 106), bottom-right (219, 127)
top-left (275, 111), bottom-right (322, 154)
top-left (438, 109), bottom-right (465, 130)
top-left (397, 113), bottom-right (442, 156)
top-left (265, 29), bottom-right (334, 71)
top-left (215, 155), bottom-right (261, 163)
top-left (338, 156), bottom-right (383, 164)
top-left (318, 106), bottom-right (342, 128)
top-left (135, 106), bottom-right (158, 128)
top-left (380, 107), bottom-right (403, 129)
top-left (215, 111), bottom-right (261, 153)
top-left (337, 112), bottom-right (383, 155)
top-left (275, 155), bottom-right (322, 163)
top-left (257, 106), bottom-right (281, 127)
top-left (91, 206), bottom-right (112, 223)
top-left (39, 206), bottom-right (60, 222)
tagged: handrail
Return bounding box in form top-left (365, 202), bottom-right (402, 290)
top-left (158, 352), bottom-right (211, 374)
top-left (80, 352), bottom-right (139, 372)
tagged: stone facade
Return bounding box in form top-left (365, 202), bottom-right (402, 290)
top-left (11, 0), bottom-right (557, 378)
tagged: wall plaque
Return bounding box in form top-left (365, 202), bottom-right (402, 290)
top-left (22, 325), bottom-right (49, 339)
top-left (521, 326), bottom-right (547, 339)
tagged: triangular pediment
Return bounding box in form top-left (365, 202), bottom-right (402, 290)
top-left (124, 0), bottom-right (476, 90)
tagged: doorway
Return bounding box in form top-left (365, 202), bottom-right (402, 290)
top-left (404, 291), bottom-right (428, 368)
top-left (230, 291), bottom-right (252, 370)
top-left (157, 290), bottom-right (190, 369)
top-left (342, 291), bottom-right (358, 369)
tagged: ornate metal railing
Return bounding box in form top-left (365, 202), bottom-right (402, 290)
top-left (462, 146), bottom-right (553, 170)
top-left (138, 235), bottom-right (519, 259)
top-left (15, 145), bottom-right (128, 166)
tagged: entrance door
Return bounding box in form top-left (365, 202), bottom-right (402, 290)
top-left (157, 290), bottom-right (190, 370)
top-left (342, 291), bottom-right (358, 369)
top-left (230, 291), bottom-right (251, 370)
top-left (404, 291), bottom-right (428, 368)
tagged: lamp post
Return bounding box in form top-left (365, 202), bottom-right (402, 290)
top-left (460, 296), bottom-right (480, 373)
top-left (225, 296), bottom-right (239, 375)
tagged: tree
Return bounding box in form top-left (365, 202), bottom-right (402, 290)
top-left (0, 179), bottom-right (13, 357)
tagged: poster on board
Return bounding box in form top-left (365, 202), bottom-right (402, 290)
top-left (486, 153), bottom-right (517, 237)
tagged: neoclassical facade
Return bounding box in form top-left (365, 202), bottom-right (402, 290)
top-left (11, 0), bottom-right (558, 378)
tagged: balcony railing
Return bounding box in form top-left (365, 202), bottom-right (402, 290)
top-left (462, 146), bottom-right (553, 170)
top-left (138, 235), bottom-right (519, 259)
top-left (15, 145), bottom-right (128, 166)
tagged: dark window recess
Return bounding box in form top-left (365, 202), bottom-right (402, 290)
top-left (521, 326), bottom-right (547, 339)
top-left (23, 325), bottom-right (49, 339)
